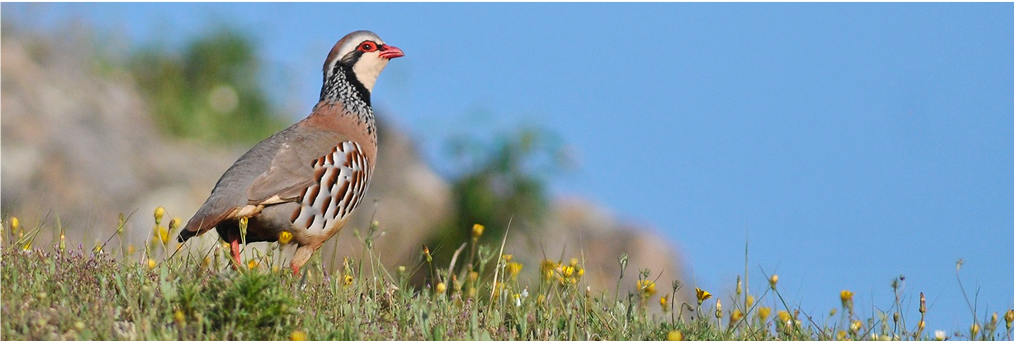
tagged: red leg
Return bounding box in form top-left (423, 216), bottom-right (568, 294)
top-left (231, 238), bottom-right (241, 269)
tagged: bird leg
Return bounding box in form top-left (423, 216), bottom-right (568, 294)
top-left (231, 238), bottom-right (242, 270)
top-left (291, 245), bottom-right (315, 276)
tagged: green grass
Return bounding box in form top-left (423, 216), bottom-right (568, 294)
top-left (2, 215), bottom-right (1012, 340)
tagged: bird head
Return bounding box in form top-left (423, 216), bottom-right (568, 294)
top-left (323, 30), bottom-right (404, 93)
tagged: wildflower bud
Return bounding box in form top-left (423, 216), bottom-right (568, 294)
top-left (1005, 309), bottom-right (1014, 330)
top-left (59, 231), bottom-right (66, 252)
top-left (758, 307), bottom-right (771, 321)
top-left (660, 294), bottom-right (670, 312)
top-left (829, 308), bottom-right (837, 317)
top-left (667, 330), bottom-right (683, 341)
top-left (238, 217), bottom-right (248, 235)
top-left (746, 295), bottom-right (755, 308)
top-left (570, 257), bottom-right (579, 267)
top-left (422, 245), bottom-right (432, 263)
top-left (990, 312), bottom-right (998, 330)
top-left (934, 330), bottom-right (946, 340)
top-left (618, 253), bottom-right (629, 273)
top-left (715, 298), bottom-right (723, 319)
top-left (970, 323), bottom-right (980, 337)
top-left (400, 266), bottom-right (407, 275)
top-left (147, 259), bottom-right (157, 269)
top-left (471, 223), bottom-right (484, 240)
top-left (778, 310), bottom-right (791, 323)
top-left (502, 254), bottom-right (513, 262)
top-left (918, 320), bottom-right (925, 331)
top-left (894, 312), bottom-right (900, 324)
top-left (736, 276), bottom-right (742, 296)
top-left (174, 310), bottom-right (185, 325)
top-left (10, 216), bottom-right (20, 232)
top-left (291, 331), bottom-right (307, 341)
top-left (247, 260), bottom-right (259, 270)
top-left (769, 274), bottom-right (779, 289)
top-left (158, 227), bottom-right (170, 245)
top-left (154, 206), bottom-right (165, 226)
top-left (169, 218), bottom-right (181, 232)
top-left (920, 292), bottom-right (927, 314)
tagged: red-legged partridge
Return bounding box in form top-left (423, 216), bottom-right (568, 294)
top-left (177, 30), bottom-right (404, 275)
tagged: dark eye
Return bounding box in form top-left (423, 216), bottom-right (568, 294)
top-left (358, 42), bottom-right (377, 52)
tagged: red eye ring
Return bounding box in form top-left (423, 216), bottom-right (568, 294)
top-left (358, 41), bottom-right (378, 52)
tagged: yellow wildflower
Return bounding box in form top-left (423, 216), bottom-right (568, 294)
top-left (158, 227), bottom-right (170, 245)
top-left (1005, 309), bottom-right (1013, 329)
top-left (154, 206), bottom-right (165, 226)
top-left (561, 266), bottom-right (576, 278)
top-left (970, 323), bottom-right (980, 336)
top-left (436, 282), bottom-right (447, 294)
top-left (836, 330), bottom-right (847, 340)
top-left (660, 294), bottom-right (670, 312)
top-left (840, 290), bottom-right (854, 308)
top-left (343, 274), bottom-right (354, 287)
top-left (169, 217), bottom-right (181, 232)
top-left (637, 279), bottom-right (656, 296)
top-left (469, 271), bottom-right (479, 282)
top-left (695, 287), bottom-right (712, 305)
top-left (730, 309), bottom-right (744, 325)
top-left (502, 254), bottom-right (513, 262)
top-left (278, 231), bottom-right (293, 245)
top-left (10, 216), bottom-right (19, 232)
top-left (507, 262), bottom-right (523, 279)
top-left (758, 306), bottom-right (771, 321)
top-left (850, 319), bottom-right (863, 332)
top-left (569, 257), bottom-right (579, 267)
top-left (667, 330), bottom-right (684, 341)
top-left (769, 274), bottom-right (779, 289)
top-left (290, 331), bottom-right (307, 341)
top-left (247, 260), bottom-right (259, 270)
top-left (471, 223), bottom-right (484, 239)
top-left (746, 295), bottom-right (755, 308)
top-left (147, 259), bottom-right (157, 269)
top-left (778, 310), bottom-right (791, 323)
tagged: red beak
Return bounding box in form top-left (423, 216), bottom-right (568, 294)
top-left (379, 45), bottom-right (405, 59)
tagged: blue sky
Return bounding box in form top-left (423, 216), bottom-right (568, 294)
top-left (6, 3), bottom-right (1013, 330)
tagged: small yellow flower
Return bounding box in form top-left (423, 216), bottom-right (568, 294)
top-left (746, 295), bottom-right (755, 308)
top-left (127, 245), bottom-right (136, 256)
top-left (154, 206), bottom-right (165, 226)
top-left (506, 262), bottom-right (523, 279)
top-left (667, 330), bottom-right (684, 341)
top-left (290, 330), bottom-right (307, 341)
top-left (778, 310), bottom-right (791, 323)
top-left (970, 323), bottom-right (980, 336)
top-left (660, 294), bottom-right (670, 312)
top-left (758, 306), bottom-right (771, 321)
top-left (730, 309), bottom-right (744, 325)
top-left (1005, 309), bottom-right (1013, 329)
top-left (59, 231), bottom-right (66, 252)
top-left (169, 217), bottom-right (182, 232)
top-left (174, 310), bottom-right (185, 325)
top-left (147, 259), bottom-right (157, 269)
top-left (158, 227), bottom-right (170, 245)
top-left (471, 223), bottom-right (484, 239)
top-left (435, 282), bottom-right (447, 294)
top-left (850, 319), bottom-right (863, 332)
top-left (695, 287), bottom-right (712, 305)
top-left (836, 330), bottom-right (847, 340)
top-left (343, 274), bottom-right (354, 287)
top-left (840, 290), bottom-right (854, 307)
top-left (10, 216), bottom-right (20, 232)
top-left (93, 245), bottom-right (102, 254)
top-left (637, 279), bottom-right (656, 296)
top-left (769, 274), bottom-right (779, 289)
top-left (502, 254), bottom-right (513, 262)
top-left (468, 271), bottom-right (479, 282)
top-left (561, 266), bottom-right (576, 278)
top-left (278, 231), bottom-right (293, 245)
top-left (569, 257), bottom-right (579, 267)
top-left (247, 260), bottom-right (259, 270)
